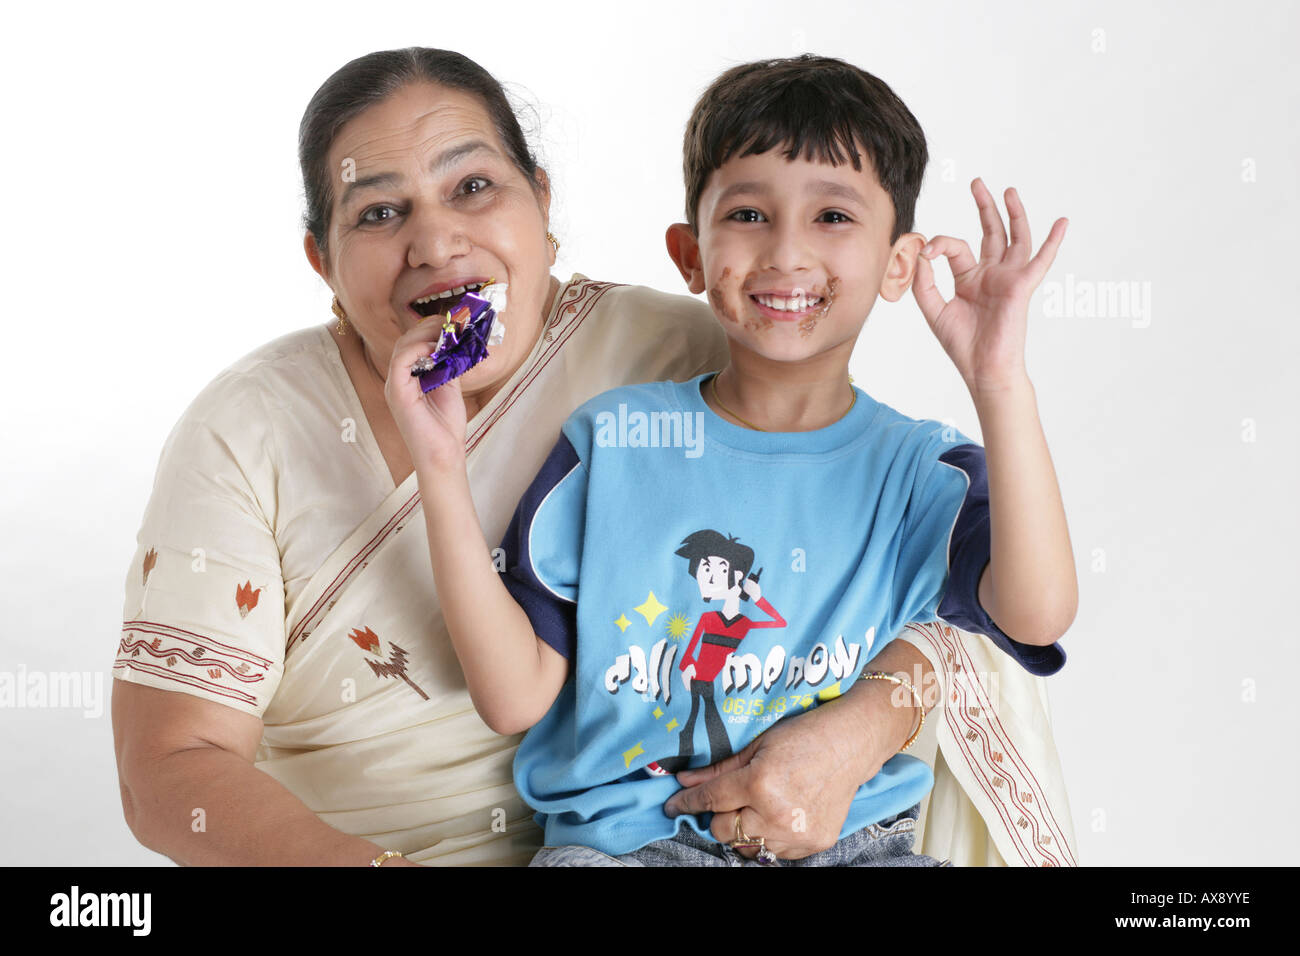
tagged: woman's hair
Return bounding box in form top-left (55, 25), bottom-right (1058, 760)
top-left (681, 54), bottom-right (928, 243)
top-left (298, 47), bottom-right (540, 258)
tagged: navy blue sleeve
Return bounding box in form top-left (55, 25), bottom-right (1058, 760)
top-left (934, 444), bottom-right (1066, 677)
top-left (497, 434), bottom-right (587, 659)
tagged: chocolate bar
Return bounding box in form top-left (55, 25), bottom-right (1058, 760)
top-left (410, 282), bottom-right (508, 392)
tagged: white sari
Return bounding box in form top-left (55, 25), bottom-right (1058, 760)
top-left (115, 273), bottom-right (1077, 865)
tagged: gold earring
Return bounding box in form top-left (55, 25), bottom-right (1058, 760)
top-left (547, 231), bottom-right (559, 254)
top-left (331, 296), bottom-right (348, 335)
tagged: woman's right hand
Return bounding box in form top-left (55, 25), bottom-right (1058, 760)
top-left (384, 318), bottom-right (470, 472)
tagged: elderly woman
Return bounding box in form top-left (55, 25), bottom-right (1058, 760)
top-left (112, 47), bottom-right (1076, 866)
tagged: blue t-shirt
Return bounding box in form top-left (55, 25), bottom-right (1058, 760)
top-left (498, 373), bottom-right (1065, 856)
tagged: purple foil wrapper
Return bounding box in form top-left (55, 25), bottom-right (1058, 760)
top-left (417, 290), bottom-right (496, 393)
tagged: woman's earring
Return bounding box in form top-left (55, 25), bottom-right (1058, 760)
top-left (331, 296), bottom-right (348, 335)
top-left (547, 231), bottom-right (559, 255)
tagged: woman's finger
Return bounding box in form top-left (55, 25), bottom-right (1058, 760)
top-left (709, 806), bottom-right (775, 859)
top-left (971, 178), bottom-right (1007, 262)
top-left (663, 758), bottom-right (753, 819)
top-left (672, 743), bottom-right (754, 789)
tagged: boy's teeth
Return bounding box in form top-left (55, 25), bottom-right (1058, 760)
top-left (754, 294), bottom-right (822, 312)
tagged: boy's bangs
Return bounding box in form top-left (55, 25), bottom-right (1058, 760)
top-left (725, 118), bottom-right (866, 177)
top-left (682, 55), bottom-right (927, 240)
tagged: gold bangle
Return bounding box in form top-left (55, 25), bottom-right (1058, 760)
top-left (370, 849), bottom-right (404, 867)
top-left (858, 671), bottom-right (925, 752)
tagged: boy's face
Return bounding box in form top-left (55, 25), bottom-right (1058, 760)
top-left (667, 147), bottom-right (924, 364)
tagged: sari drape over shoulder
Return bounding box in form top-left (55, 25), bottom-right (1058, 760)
top-left (116, 273), bottom-right (1077, 865)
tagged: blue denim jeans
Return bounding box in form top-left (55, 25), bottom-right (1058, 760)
top-left (529, 803), bottom-right (951, 867)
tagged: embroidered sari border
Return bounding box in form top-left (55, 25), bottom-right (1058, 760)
top-left (905, 621), bottom-right (1077, 867)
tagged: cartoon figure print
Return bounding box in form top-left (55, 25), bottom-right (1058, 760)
top-left (649, 530), bottom-right (787, 775)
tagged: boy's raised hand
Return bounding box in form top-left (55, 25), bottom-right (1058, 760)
top-left (911, 178), bottom-right (1067, 393)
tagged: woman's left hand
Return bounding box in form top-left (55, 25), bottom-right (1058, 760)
top-left (662, 651), bottom-right (924, 860)
top-left (662, 695), bottom-right (882, 859)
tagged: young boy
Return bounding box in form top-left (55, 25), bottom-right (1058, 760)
top-left (395, 55), bottom-right (1075, 866)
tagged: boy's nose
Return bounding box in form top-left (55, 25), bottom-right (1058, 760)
top-left (761, 220), bottom-right (813, 278)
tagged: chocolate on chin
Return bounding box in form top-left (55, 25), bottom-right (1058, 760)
top-left (411, 282), bottom-right (508, 392)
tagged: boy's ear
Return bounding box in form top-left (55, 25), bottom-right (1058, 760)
top-left (665, 223), bottom-right (706, 294)
top-left (879, 232), bottom-right (927, 303)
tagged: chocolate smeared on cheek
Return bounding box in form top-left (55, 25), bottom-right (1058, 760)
top-left (707, 267), bottom-right (739, 324)
top-left (738, 270), bottom-right (773, 332)
top-left (710, 267), bottom-right (772, 331)
top-left (797, 276), bottom-right (840, 338)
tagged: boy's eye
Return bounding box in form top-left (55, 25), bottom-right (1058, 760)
top-left (728, 208), bottom-right (766, 223)
top-left (819, 211), bottom-right (852, 224)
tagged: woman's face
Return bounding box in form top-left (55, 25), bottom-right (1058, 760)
top-left (307, 82), bottom-right (555, 396)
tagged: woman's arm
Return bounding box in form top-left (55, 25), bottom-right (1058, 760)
top-left (112, 682), bottom-right (417, 866)
top-left (664, 636), bottom-right (934, 859)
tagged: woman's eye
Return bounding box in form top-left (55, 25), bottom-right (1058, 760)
top-left (359, 205), bottom-right (400, 224)
top-left (728, 208), bottom-right (765, 223)
top-left (819, 211), bottom-right (852, 224)
top-left (460, 176), bottom-right (491, 196)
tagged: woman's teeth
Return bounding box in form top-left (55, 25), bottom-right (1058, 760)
top-left (412, 282), bottom-right (484, 316)
top-left (752, 293), bottom-right (823, 312)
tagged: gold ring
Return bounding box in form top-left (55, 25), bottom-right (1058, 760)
top-left (728, 813), bottom-right (778, 865)
top-left (729, 813), bottom-right (763, 849)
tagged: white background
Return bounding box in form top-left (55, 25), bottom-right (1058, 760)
top-left (1, 0), bottom-right (1296, 865)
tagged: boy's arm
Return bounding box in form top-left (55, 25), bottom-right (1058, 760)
top-left (383, 324), bottom-right (570, 735)
top-left (418, 457), bottom-right (569, 734)
top-left (913, 179), bottom-right (1077, 647)
top-left (971, 379), bottom-right (1077, 646)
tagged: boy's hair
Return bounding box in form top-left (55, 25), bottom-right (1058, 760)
top-left (675, 530), bottom-right (754, 588)
top-left (682, 54), bottom-right (928, 243)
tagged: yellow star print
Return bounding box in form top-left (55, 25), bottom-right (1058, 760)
top-left (635, 592), bottom-right (668, 627)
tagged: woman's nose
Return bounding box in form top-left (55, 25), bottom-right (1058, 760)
top-left (404, 205), bottom-right (471, 269)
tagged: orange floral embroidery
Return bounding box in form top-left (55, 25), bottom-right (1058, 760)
top-left (142, 548), bottom-right (157, 586)
top-left (236, 582), bottom-right (262, 618)
top-left (348, 626), bottom-right (381, 655)
top-left (347, 627), bottom-right (428, 701)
